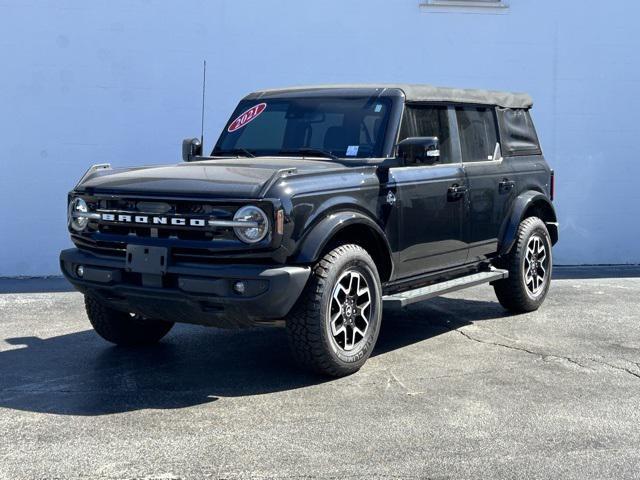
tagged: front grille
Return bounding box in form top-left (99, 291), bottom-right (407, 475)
top-left (98, 198), bottom-right (234, 216)
top-left (96, 223), bottom-right (233, 241)
top-left (72, 195), bottom-right (274, 262)
top-left (71, 235), bottom-right (126, 257)
top-left (82, 197), bottom-right (242, 242)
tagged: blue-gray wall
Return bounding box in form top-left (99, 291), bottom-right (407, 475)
top-left (1, 0), bottom-right (639, 276)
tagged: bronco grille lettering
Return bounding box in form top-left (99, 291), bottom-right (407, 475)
top-left (100, 212), bottom-right (208, 227)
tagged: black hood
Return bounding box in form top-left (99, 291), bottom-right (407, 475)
top-left (77, 158), bottom-right (345, 198)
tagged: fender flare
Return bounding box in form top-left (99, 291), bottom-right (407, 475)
top-left (499, 191), bottom-right (558, 254)
top-left (293, 211), bottom-right (394, 276)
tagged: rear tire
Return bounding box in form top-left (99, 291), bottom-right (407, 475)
top-left (493, 216), bottom-right (552, 313)
top-left (85, 294), bottom-right (174, 346)
top-left (286, 244), bottom-right (382, 377)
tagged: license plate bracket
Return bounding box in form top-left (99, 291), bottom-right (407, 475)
top-left (126, 245), bottom-right (168, 275)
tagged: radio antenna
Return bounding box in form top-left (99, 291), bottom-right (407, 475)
top-left (200, 60), bottom-right (207, 149)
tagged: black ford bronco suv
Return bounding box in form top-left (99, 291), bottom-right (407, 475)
top-left (60, 84), bottom-right (558, 377)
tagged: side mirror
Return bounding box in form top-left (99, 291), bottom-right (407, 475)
top-left (397, 137), bottom-right (440, 165)
top-left (182, 137), bottom-right (203, 162)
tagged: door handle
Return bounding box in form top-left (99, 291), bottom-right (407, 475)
top-left (447, 184), bottom-right (467, 201)
top-left (499, 179), bottom-right (515, 193)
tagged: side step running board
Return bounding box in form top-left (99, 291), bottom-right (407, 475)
top-left (383, 268), bottom-right (508, 308)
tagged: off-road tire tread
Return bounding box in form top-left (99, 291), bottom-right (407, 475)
top-left (493, 216), bottom-right (551, 313)
top-left (286, 244), bottom-right (378, 377)
top-left (85, 294), bottom-right (174, 346)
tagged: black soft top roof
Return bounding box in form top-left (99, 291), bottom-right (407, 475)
top-left (244, 84), bottom-right (533, 109)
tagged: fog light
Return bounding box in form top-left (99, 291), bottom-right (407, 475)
top-left (76, 265), bottom-right (85, 277)
top-left (233, 281), bottom-right (246, 294)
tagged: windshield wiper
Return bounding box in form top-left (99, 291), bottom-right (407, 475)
top-left (278, 148), bottom-right (339, 161)
top-left (214, 148), bottom-right (255, 158)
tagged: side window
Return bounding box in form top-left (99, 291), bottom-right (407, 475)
top-left (455, 106), bottom-right (498, 163)
top-left (497, 108), bottom-right (541, 156)
top-left (399, 105), bottom-right (452, 164)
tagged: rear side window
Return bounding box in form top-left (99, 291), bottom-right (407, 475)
top-left (497, 108), bottom-right (542, 156)
top-left (455, 106), bottom-right (498, 163)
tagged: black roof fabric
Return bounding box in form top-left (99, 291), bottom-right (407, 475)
top-left (246, 84), bottom-right (533, 109)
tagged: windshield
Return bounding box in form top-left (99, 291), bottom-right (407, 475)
top-left (213, 96), bottom-right (393, 159)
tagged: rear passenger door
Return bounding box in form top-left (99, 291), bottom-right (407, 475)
top-left (456, 106), bottom-right (516, 262)
top-left (390, 105), bottom-right (469, 278)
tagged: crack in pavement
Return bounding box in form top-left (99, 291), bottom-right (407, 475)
top-left (455, 327), bottom-right (640, 380)
top-left (590, 359), bottom-right (640, 380)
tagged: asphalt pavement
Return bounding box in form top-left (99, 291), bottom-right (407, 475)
top-left (1, 269), bottom-right (639, 479)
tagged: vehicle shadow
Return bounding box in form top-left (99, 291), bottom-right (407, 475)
top-left (375, 295), bottom-right (512, 356)
top-left (0, 297), bottom-right (510, 416)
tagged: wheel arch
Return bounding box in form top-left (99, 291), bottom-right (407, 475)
top-left (499, 191), bottom-right (558, 255)
top-left (291, 211), bottom-right (394, 282)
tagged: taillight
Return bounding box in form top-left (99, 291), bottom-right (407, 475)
top-left (550, 170), bottom-right (555, 201)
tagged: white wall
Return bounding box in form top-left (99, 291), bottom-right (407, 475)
top-left (1, 0), bottom-right (639, 276)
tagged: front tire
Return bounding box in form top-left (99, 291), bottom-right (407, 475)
top-left (85, 294), bottom-right (174, 346)
top-left (286, 244), bottom-right (382, 377)
top-left (493, 216), bottom-right (553, 313)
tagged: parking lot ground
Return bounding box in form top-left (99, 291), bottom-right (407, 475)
top-left (1, 269), bottom-right (640, 479)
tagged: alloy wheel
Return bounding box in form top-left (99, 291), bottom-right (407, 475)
top-left (524, 234), bottom-right (548, 295)
top-left (328, 270), bottom-right (372, 352)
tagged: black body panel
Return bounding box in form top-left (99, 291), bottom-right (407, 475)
top-left (78, 158), bottom-right (343, 198)
top-left (389, 163), bottom-right (468, 277)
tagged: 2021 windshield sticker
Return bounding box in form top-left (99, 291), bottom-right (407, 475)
top-left (227, 103), bottom-right (267, 132)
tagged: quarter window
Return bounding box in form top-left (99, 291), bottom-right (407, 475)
top-left (455, 106), bottom-right (498, 163)
top-left (497, 108), bottom-right (541, 156)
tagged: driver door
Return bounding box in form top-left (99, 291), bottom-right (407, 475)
top-left (389, 105), bottom-right (469, 279)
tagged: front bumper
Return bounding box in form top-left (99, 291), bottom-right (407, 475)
top-left (60, 248), bottom-right (310, 328)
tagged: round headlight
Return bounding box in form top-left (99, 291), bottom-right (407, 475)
top-left (233, 205), bottom-right (269, 244)
top-left (68, 197), bottom-right (89, 232)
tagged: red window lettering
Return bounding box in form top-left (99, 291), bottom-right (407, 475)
top-left (227, 103), bottom-right (267, 132)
